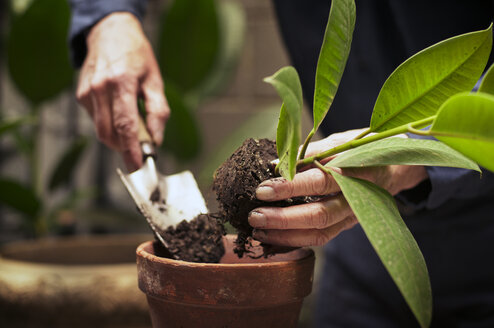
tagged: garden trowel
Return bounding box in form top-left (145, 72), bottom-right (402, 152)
top-left (117, 118), bottom-right (208, 257)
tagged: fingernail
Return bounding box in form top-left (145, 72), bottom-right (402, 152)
top-left (252, 229), bottom-right (267, 241)
top-left (256, 185), bottom-right (275, 200)
top-left (248, 211), bottom-right (266, 228)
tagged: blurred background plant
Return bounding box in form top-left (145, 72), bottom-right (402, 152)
top-left (0, 0), bottom-right (91, 237)
top-left (0, 0), bottom-right (285, 240)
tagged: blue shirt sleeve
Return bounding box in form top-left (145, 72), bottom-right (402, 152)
top-left (396, 133), bottom-right (494, 212)
top-left (68, 0), bottom-right (148, 68)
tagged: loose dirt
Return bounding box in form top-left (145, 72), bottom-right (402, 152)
top-left (156, 214), bottom-right (225, 263)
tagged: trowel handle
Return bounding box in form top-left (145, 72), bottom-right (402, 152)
top-left (137, 116), bottom-right (156, 158)
top-left (138, 116), bottom-right (153, 143)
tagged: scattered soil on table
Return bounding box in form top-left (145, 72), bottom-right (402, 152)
top-left (155, 214), bottom-right (225, 263)
top-left (213, 138), bottom-right (311, 257)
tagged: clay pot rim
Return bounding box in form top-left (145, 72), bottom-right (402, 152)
top-left (137, 240), bottom-right (314, 268)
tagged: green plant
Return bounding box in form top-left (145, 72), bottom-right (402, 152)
top-left (0, 0), bottom-right (90, 235)
top-left (157, 0), bottom-right (245, 161)
top-left (264, 0), bottom-right (494, 327)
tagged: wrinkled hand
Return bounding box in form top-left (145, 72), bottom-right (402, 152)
top-left (249, 129), bottom-right (428, 247)
top-left (76, 13), bottom-right (170, 171)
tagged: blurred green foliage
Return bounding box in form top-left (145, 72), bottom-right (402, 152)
top-left (8, 0), bottom-right (74, 105)
top-left (158, 0), bottom-right (246, 161)
top-left (159, 0), bottom-right (220, 94)
top-left (1, 0), bottom-right (88, 236)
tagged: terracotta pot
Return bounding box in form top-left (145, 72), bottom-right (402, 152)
top-left (0, 234), bottom-right (152, 328)
top-left (137, 235), bottom-right (315, 328)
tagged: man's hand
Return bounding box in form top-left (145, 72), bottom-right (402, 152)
top-left (249, 129), bottom-right (429, 247)
top-left (76, 12), bottom-right (170, 172)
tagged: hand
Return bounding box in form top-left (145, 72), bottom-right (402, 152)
top-left (249, 129), bottom-right (428, 247)
top-left (76, 12), bottom-right (170, 171)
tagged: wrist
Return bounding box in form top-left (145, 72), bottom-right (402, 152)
top-left (87, 12), bottom-right (142, 47)
top-left (390, 165), bottom-right (429, 195)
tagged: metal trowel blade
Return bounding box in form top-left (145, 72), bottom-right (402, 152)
top-left (117, 157), bottom-right (208, 251)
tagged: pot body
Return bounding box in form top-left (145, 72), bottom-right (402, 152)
top-left (137, 235), bottom-right (315, 328)
top-left (0, 234), bottom-right (152, 328)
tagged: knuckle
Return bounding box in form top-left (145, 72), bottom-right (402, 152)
top-left (319, 172), bottom-right (333, 194)
top-left (89, 77), bottom-right (107, 93)
top-left (312, 230), bottom-right (330, 246)
top-left (309, 204), bottom-right (331, 229)
top-left (286, 180), bottom-right (296, 198)
top-left (107, 67), bottom-right (130, 86)
top-left (276, 212), bottom-right (290, 229)
top-left (114, 115), bottom-right (137, 138)
top-left (307, 169), bottom-right (332, 195)
top-left (150, 106), bottom-right (169, 121)
top-left (76, 86), bottom-right (89, 103)
top-left (344, 217), bottom-right (358, 230)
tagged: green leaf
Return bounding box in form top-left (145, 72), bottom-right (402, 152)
top-left (0, 177), bottom-right (41, 219)
top-left (161, 84), bottom-right (201, 161)
top-left (193, 0), bottom-right (246, 102)
top-left (478, 62), bottom-right (494, 95)
top-left (328, 137), bottom-right (479, 172)
top-left (0, 115), bottom-right (35, 137)
top-left (48, 137), bottom-right (88, 191)
top-left (158, 0), bottom-right (220, 93)
top-left (330, 171), bottom-right (432, 328)
top-left (198, 105), bottom-right (279, 187)
top-left (264, 66), bottom-right (303, 180)
top-left (370, 25), bottom-right (492, 132)
top-left (7, 0), bottom-right (74, 105)
top-left (10, 0), bottom-right (36, 16)
top-left (312, 0), bottom-right (355, 133)
top-left (430, 92), bottom-right (494, 172)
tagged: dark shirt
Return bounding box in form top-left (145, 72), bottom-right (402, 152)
top-left (70, 1), bottom-right (494, 326)
top-left (69, 0), bottom-right (148, 67)
top-left (273, 1), bottom-right (494, 327)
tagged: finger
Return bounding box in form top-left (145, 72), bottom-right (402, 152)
top-left (249, 194), bottom-right (352, 230)
top-left (76, 66), bottom-right (95, 117)
top-left (141, 72), bottom-right (170, 146)
top-left (111, 79), bottom-right (142, 172)
top-left (252, 216), bottom-right (357, 247)
top-left (90, 88), bottom-right (120, 149)
top-left (256, 168), bottom-right (340, 201)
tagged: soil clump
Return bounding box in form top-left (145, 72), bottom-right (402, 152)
top-left (151, 138), bottom-right (312, 262)
top-left (155, 214), bottom-right (225, 263)
top-left (213, 138), bottom-right (309, 257)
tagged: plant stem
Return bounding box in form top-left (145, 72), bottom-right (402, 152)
top-left (353, 127), bottom-right (371, 140)
top-left (299, 129), bottom-right (315, 160)
top-left (314, 160), bottom-right (331, 174)
top-left (297, 116), bottom-right (435, 168)
top-left (29, 106), bottom-right (46, 236)
top-left (407, 126), bottom-right (431, 136)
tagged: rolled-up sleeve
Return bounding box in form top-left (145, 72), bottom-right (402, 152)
top-left (396, 134), bottom-right (494, 212)
top-left (68, 0), bottom-right (148, 67)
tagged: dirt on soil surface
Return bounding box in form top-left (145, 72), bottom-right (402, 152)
top-left (155, 214), bottom-right (225, 263)
top-left (213, 138), bottom-right (309, 257)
